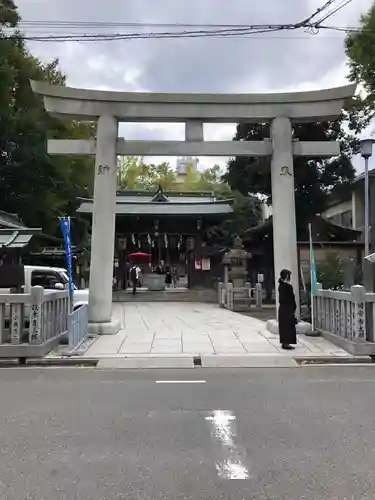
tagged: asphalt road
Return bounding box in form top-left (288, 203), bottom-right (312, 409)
top-left (1, 366), bottom-right (375, 499)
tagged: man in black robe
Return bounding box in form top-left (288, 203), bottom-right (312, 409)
top-left (278, 269), bottom-right (297, 350)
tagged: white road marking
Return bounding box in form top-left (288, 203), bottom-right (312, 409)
top-left (205, 410), bottom-right (250, 480)
top-left (155, 380), bottom-right (206, 384)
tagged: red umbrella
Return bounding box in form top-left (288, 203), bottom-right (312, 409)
top-left (127, 252), bottom-right (151, 259)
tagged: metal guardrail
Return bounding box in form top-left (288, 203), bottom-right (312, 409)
top-left (67, 304), bottom-right (89, 353)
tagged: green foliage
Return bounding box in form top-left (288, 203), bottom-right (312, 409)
top-left (117, 156), bottom-right (226, 193)
top-left (0, 0), bottom-right (94, 238)
top-left (117, 157), bottom-right (231, 194)
top-left (117, 156), bottom-right (177, 190)
top-left (317, 251), bottom-right (345, 290)
top-left (219, 191), bottom-right (262, 236)
top-left (224, 121), bottom-right (356, 229)
top-left (346, 2), bottom-right (375, 129)
top-left (116, 156), bottom-right (262, 238)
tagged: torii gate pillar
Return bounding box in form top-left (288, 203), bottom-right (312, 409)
top-left (271, 117), bottom-right (299, 314)
top-left (88, 115), bottom-right (120, 334)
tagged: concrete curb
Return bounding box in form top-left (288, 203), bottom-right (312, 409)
top-left (0, 354), bottom-right (373, 369)
top-left (200, 355), bottom-right (298, 368)
top-left (96, 357), bottom-right (195, 369)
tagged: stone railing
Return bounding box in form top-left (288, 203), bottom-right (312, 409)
top-left (0, 286), bottom-right (69, 358)
top-left (314, 284), bottom-right (375, 355)
top-left (218, 282), bottom-right (263, 311)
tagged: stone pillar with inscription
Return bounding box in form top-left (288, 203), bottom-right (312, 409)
top-left (271, 117), bottom-right (299, 317)
top-left (88, 115), bottom-right (120, 335)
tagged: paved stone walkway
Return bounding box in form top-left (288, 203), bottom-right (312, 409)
top-left (84, 303), bottom-right (351, 358)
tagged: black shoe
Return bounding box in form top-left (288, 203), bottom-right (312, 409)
top-left (281, 344), bottom-right (295, 350)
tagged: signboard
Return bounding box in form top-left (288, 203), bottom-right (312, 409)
top-left (202, 257), bottom-right (211, 271)
top-left (257, 273), bottom-right (264, 283)
top-left (187, 237), bottom-right (195, 251)
top-left (194, 259), bottom-right (201, 270)
top-left (118, 237), bottom-right (127, 250)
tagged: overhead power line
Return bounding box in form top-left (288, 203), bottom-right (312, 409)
top-left (4, 0), bottom-right (356, 43)
top-left (7, 24), bottom-right (363, 43)
top-left (294, 0), bottom-right (338, 27)
top-left (11, 27), bottom-right (298, 42)
top-left (311, 0), bottom-right (354, 26)
top-left (16, 0), bottom-right (344, 31)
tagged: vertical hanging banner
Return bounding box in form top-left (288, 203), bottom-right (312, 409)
top-left (309, 223), bottom-right (317, 297)
top-left (60, 217), bottom-right (74, 310)
top-left (308, 222), bottom-right (317, 331)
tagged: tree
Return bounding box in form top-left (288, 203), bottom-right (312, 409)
top-left (117, 156), bottom-right (177, 190)
top-left (116, 155), bottom-right (262, 240)
top-left (117, 156), bottom-right (232, 194)
top-left (0, 1), bottom-right (95, 238)
top-left (224, 120), bottom-right (356, 230)
top-left (345, 2), bottom-right (375, 131)
top-left (317, 251), bottom-right (345, 290)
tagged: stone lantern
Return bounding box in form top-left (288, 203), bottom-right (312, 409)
top-left (221, 236), bottom-right (251, 311)
top-left (226, 236), bottom-right (248, 289)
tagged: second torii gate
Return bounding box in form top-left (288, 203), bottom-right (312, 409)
top-left (31, 80), bottom-right (355, 334)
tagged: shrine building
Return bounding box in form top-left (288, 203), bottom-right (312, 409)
top-left (77, 185), bottom-right (234, 288)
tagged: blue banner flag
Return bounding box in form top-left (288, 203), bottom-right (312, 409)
top-left (60, 217), bottom-right (74, 307)
top-left (309, 223), bottom-right (318, 297)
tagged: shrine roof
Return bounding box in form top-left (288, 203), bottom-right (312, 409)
top-left (115, 189), bottom-right (221, 203)
top-left (77, 187), bottom-right (234, 216)
top-left (0, 228), bottom-right (42, 249)
top-left (243, 215), bottom-right (363, 243)
top-left (0, 210), bottom-right (27, 229)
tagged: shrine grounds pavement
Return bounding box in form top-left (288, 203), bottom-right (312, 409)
top-left (77, 302), bottom-right (357, 368)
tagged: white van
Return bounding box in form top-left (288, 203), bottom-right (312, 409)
top-left (0, 265), bottom-right (89, 310)
top-left (23, 266), bottom-right (89, 310)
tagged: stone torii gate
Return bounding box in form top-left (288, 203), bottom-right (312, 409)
top-left (31, 80), bottom-right (355, 335)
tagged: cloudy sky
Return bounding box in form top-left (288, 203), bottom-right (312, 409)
top-left (15, 0), bottom-right (375, 172)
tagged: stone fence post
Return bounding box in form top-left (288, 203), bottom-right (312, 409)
top-left (255, 283), bottom-right (263, 309)
top-left (314, 282), bottom-right (323, 330)
top-left (245, 282), bottom-right (251, 308)
top-left (29, 286), bottom-right (44, 344)
top-left (218, 282), bottom-right (224, 308)
top-left (351, 285), bottom-right (366, 341)
top-left (227, 283), bottom-right (234, 310)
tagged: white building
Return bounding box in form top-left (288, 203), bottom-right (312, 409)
top-left (176, 157), bottom-right (199, 177)
top-left (322, 170), bottom-right (372, 230)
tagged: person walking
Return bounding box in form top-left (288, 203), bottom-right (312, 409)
top-left (172, 266), bottom-right (179, 287)
top-left (122, 260), bottom-right (130, 290)
top-left (130, 263), bottom-right (138, 295)
top-left (165, 266), bottom-right (172, 288)
top-left (278, 268), bottom-right (297, 350)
